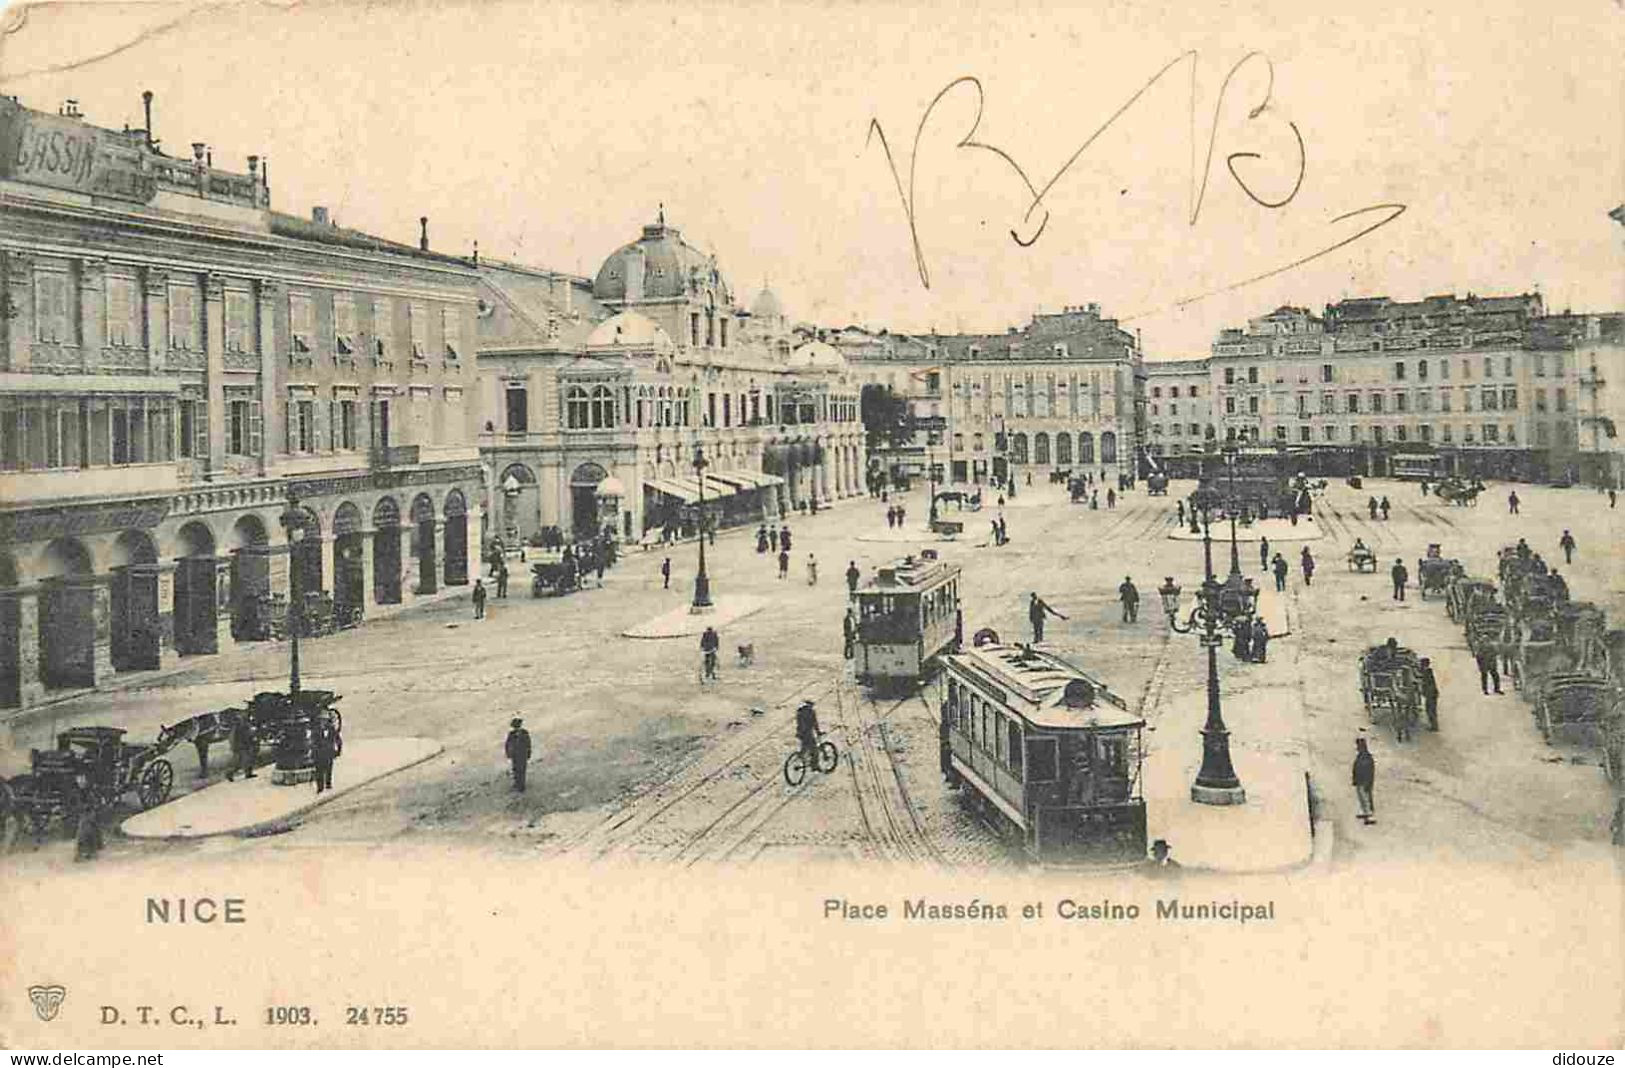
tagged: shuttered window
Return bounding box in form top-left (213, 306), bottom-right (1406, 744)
top-left (226, 291), bottom-right (255, 353)
top-left (35, 272), bottom-right (70, 343)
top-left (106, 276), bottom-right (141, 347)
top-left (169, 285), bottom-right (197, 350)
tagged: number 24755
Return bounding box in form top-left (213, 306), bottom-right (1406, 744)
top-left (346, 1006), bottom-right (409, 1026)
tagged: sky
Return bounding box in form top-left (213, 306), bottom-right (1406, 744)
top-left (1, 0), bottom-right (1620, 358)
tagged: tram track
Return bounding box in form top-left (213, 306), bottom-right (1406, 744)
top-left (828, 682), bottom-right (944, 866)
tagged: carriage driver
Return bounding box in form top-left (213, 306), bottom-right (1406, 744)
top-left (795, 700), bottom-right (822, 768)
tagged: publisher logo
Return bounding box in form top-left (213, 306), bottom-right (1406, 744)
top-left (28, 984), bottom-right (67, 1022)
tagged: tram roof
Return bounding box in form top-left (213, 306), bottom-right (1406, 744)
top-left (858, 551), bottom-right (962, 592)
top-left (947, 644), bottom-right (1142, 730)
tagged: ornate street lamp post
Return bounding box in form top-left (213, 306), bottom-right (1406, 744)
top-left (1160, 482), bottom-right (1247, 806)
top-left (278, 488), bottom-right (305, 695)
top-left (928, 442), bottom-right (939, 527)
top-left (691, 441), bottom-right (713, 612)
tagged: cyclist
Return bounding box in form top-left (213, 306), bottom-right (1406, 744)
top-left (700, 625), bottom-right (720, 681)
top-left (795, 700), bottom-right (821, 768)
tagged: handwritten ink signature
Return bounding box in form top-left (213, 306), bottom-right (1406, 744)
top-left (866, 52), bottom-right (1406, 310)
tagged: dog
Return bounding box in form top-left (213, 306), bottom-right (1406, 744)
top-left (736, 643), bottom-right (755, 667)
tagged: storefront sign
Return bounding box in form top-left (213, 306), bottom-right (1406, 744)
top-left (0, 100), bottom-right (156, 202)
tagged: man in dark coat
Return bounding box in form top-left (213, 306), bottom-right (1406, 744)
top-left (1560, 529), bottom-right (1576, 564)
top-left (779, 527), bottom-right (793, 553)
top-left (842, 609), bottom-right (856, 660)
top-left (1118, 577), bottom-right (1140, 623)
top-left (495, 561), bottom-right (509, 599)
top-left (846, 561), bottom-right (861, 596)
top-left (661, 556), bottom-right (671, 589)
top-left (1418, 657), bottom-right (1440, 730)
top-left (1390, 558), bottom-right (1408, 601)
top-left (226, 714), bottom-right (258, 781)
top-left (1260, 536), bottom-right (1271, 572)
top-left (1232, 619), bottom-right (1252, 661)
top-left (312, 718), bottom-right (338, 794)
top-left (1029, 592), bottom-right (1067, 642)
top-left (700, 625), bottom-right (721, 681)
top-left (777, 548), bottom-right (790, 579)
top-left (1300, 546), bottom-right (1316, 587)
top-left (505, 717), bottom-right (532, 793)
top-left (1272, 553), bottom-right (1289, 592)
top-left (1474, 645), bottom-right (1503, 695)
top-left (1353, 737), bottom-right (1376, 825)
top-left (472, 579), bottom-right (487, 618)
top-left (1380, 496), bottom-right (1391, 520)
top-left (1508, 490), bottom-right (1520, 515)
top-left (770, 525), bottom-right (780, 551)
top-left (1251, 617), bottom-right (1270, 663)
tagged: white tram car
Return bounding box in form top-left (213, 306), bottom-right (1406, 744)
top-left (853, 550), bottom-right (963, 691)
top-left (940, 638), bottom-right (1147, 865)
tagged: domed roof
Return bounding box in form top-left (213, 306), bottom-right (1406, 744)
top-left (592, 217), bottom-right (730, 304)
top-left (586, 310), bottom-right (673, 349)
top-left (750, 285), bottom-right (786, 322)
top-left (788, 340), bottom-right (847, 372)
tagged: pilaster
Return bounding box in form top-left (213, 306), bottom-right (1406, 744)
top-left (15, 590), bottom-right (45, 709)
top-left (214, 557), bottom-right (236, 655)
top-left (4, 250), bottom-right (34, 372)
top-left (90, 581), bottom-right (114, 686)
top-left (143, 267), bottom-right (168, 374)
top-left (359, 528), bottom-right (377, 615)
top-left (78, 256), bottom-right (105, 369)
top-left (204, 272), bottom-right (228, 474)
top-left (257, 279), bottom-right (281, 476)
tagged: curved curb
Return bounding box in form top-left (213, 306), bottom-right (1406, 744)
top-left (118, 739), bottom-right (445, 841)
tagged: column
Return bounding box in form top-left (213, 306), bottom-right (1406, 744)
top-left (463, 511), bottom-right (478, 585)
top-left (3, 251), bottom-right (33, 372)
top-left (90, 580), bottom-right (114, 685)
top-left (318, 533), bottom-right (336, 597)
top-left (143, 267), bottom-right (168, 374)
top-left (203, 273), bottom-right (227, 474)
top-left (213, 558), bottom-right (236, 655)
top-left (401, 524), bottom-right (418, 596)
top-left (358, 529), bottom-right (378, 616)
top-left (155, 563), bottom-right (179, 671)
top-left (15, 590), bottom-right (44, 709)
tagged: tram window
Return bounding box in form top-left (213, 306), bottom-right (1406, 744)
top-left (1026, 737), bottom-right (1058, 782)
top-left (947, 679), bottom-right (958, 712)
top-left (1008, 722), bottom-right (1023, 776)
top-left (994, 713), bottom-right (1006, 763)
top-left (1098, 737), bottom-right (1127, 777)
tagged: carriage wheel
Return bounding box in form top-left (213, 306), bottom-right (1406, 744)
top-left (138, 760), bottom-right (174, 809)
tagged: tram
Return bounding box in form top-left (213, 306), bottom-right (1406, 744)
top-left (941, 637), bottom-right (1146, 865)
top-left (1390, 452), bottom-right (1446, 481)
top-left (853, 550), bottom-right (963, 691)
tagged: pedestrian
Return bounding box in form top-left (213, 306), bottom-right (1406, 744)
top-left (1352, 736), bottom-right (1376, 825)
top-left (1251, 617), bottom-right (1270, 663)
top-left (1380, 495), bottom-right (1391, 521)
top-left (504, 717), bottom-right (532, 793)
top-left (1118, 576), bottom-right (1140, 623)
top-left (226, 714), bottom-right (258, 782)
top-left (595, 551), bottom-right (606, 584)
top-left (898, 506), bottom-right (906, 526)
top-left (1368, 496), bottom-right (1379, 520)
top-left (1559, 529), bottom-right (1576, 564)
top-left (780, 526), bottom-right (792, 553)
top-left (991, 519), bottom-right (1001, 545)
top-left (707, 521), bottom-right (716, 547)
top-left (1026, 472), bottom-right (1032, 486)
top-left (997, 494), bottom-right (1006, 510)
top-left (1300, 546), bottom-right (1316, 587)
top-left (1390, 558), bottom-right (1408, 601)
top-left (997, 516), bottom-right (1008, 545)
top-left (472, 578), bottom-right (487, 618)
top-left (1272, 553), bottom-right (1288, 592)
top-left (842, 610), bottom-right (856, 660)
top-left (1610, 488), bottom-right (1618, 509)
top-left (496, 561), bottom-right (509, 599)
top-left (74, 800), bottom-right (104, 862)
top-left (886, 507), bottom-right (895, 529)
top-left (1418, 657), bottom-right (1439, 731)
top-left (1176, 499), bottom-right (1186, 527)
top-left (1144, 838), bottom-right (1182, 874)
top-left (1107, 488), bottom-right (1117, 510)
top-left (806, 554), bottom-right (818, 585)
top-left (770, 525), bottom-right (780, 551)
top-left (778, 548), bottom-right (790, 579)
top-left (312, 718), bottom-right (337, 794)
top-left (1091, 490), bottom-right (1099, 510)
top-left (1508, 490), bottom-right (1520, 515)
top-left (1260, 536), bottom-right (1271, 572)
top-left (1420, 480), bottom-right (1429, 497)
top-left (1474, 645), bottom-right (1503, 694)
top-left (1231, 618), bottom-right (1252, 661)
top-left (1028, 592), bottom-right (1067, 642)
top-left (700, 625), bottom-right (721, 681)
top-left (661, 556), bottom-right (671, 589)
top-left (846, 561), bottom-right (861, 596)
top-left (756, 525), bottom-right (769, 553)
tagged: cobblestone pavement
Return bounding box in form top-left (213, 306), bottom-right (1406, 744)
top-left (2, 479), bottom-right (1618, 876)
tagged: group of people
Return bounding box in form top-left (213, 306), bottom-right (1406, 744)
top-left (1367, 495), bottom-right (1393, 521)
top-left (990, 515), bottom-right (1011, 546)
top-left (884, 505), bottom-right (908, 529)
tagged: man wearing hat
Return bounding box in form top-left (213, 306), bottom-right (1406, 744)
top-left (1144, 839), bottom-right (1181, 874)
top-left (504, 717), bottom-right (533, 793)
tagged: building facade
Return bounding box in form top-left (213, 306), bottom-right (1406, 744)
top-left (0, 93), bottom-right (482, 714)
top-left (474, 217), bottom-right (866, 546)
top-left (1139, 293), bottom-right (1615, 481)
top-left (838, 304), bottom-right (1146, 487)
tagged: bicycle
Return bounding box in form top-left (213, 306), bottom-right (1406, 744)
top-left (783, 733), bottom-right (839, 786)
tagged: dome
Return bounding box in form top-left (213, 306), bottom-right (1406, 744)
top-left (592, 218), bottom-right (730, 304)
top-left (750, 285), bottom-right (786, 322)
top-left (586, 310), bottom-right (673, 349)
top-left (788, 340), bottom-right (847, 372)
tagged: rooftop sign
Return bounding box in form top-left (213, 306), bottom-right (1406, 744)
top-left (0, 100), bottom-right (155, 202)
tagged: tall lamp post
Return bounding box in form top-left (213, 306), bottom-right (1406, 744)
top-left (690, 440), bottom-right (713, 612)
top-left (1159, 480), bottom-right (1248, 806)
top-left (278, 488), bottom-right (305, 695)
top-left (1224, 443), bottom-right (1243, 578)
top-left (927, 442), bottom-right (939, 527)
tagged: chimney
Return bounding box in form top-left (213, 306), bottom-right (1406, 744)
top-left (142, 91), bottom-right (154, 150)
top-left (419, 216), bottom-right (429, 252)
top-left (206, 148), bottom-right (213, 169)
top-left (312, 206), bottom-right (329, 225)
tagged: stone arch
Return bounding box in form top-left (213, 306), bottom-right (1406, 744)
top-left (373, 496), bottom-right (402, 528)
top-left (372, 496), bottom-right (403, 606)
top-left (108, 529), bottom-right (159, 569)
top-left (1010, 432), bottom-right (1029, 465)
top-left (409, 492), bottom-right (438, 595)
top-left (1078, 431), bottom-right (1095, 465)
top-left (495, 465), bottom-right (540, 547)
top-left (1056, 432), bottom-right (1072, 466)
top-left (1101, 431), bottom-right (1118, 465)
top-left (36, 537), bottom-right (97, 689)
top-left (442, 489), bottom-right (469, 585)
top-left (1034, 432), bottom-right (1051, 465)
top-left (332, 502), bottom-right (367, 613)
top-left (228, 513), bottom-right (269, 551)
top-left (333, 502), bottom-right (364, 537)
top-left (107, 531), bottom-right (160, 672)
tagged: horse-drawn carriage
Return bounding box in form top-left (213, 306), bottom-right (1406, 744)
top-left (1417, 544), bottom-right (1460, 600)
top-left (1359, 643), bottom-right (1423, 742)
top-left (1433, 477), bottom-right (1483, 506)
top-left (1068, 477), bottom-right (1088, 503)
top-left (531, 553), bottom-right (581, 597)
top-left (1048, 468), bottom-right (1071, 486)
top-left (0, 726), bottom-right (176, 835)
top-left (158, 689), bottom-right (344, 779)
top-left (1446, 576), bottom-right (1497, 625)
top-left (1347, 543), bottom-right (1379, 573)
top-left (1533, 672), bottom-right (1617, 745)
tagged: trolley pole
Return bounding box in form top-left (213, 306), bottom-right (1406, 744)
top-left (691, 441), bottom-right (713, 612)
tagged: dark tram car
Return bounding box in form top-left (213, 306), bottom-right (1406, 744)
top-left (941, 641), bottom-right (1146, 865)
top-left (853, 550), bottom-right (963, 691)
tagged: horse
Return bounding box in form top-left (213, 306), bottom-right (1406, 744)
top-left (156, 710), bottom-right (240, 778)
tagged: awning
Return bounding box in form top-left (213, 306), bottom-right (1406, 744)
top-left (712, 469), bottom-right (786, 491)
top-left (698, 474), bottom-right (739, 499)
top-left (645, 478), bottom-right (701, 505)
